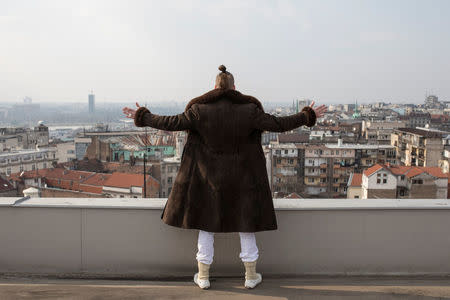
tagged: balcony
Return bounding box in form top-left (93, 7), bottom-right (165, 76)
top-left (2, 197), bottom-right (450, 294)
top-left (319, 163), bottom-right (327, 169)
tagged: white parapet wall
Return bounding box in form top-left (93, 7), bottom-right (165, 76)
top-left (1, 197), bottom-right (450, 278)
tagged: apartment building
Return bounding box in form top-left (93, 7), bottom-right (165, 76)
top-left (327, 141), bottom-right (397, 172)
top-left (304, 144), bottom-right (354, 197)
top-left (400, 112), bottom-right (431, 128)
top-left (391, 128), bottom-right (444, 167)
top-left (53, 142), bottom-right (76, 163)
top-left (0, 148), bottom-right (57, 176)
top-left (160, 156), bottom-right (181, 198)
top-left (360, 164), bottom-right (447, 199)
top-left (0, 122), bottom-right (49, 151)
top-left (265, 139), bottom-right (398, 198)
top-left (268, 144), bottom-right (304, 196)
top-left (362, 120), bottom-right (406, 145)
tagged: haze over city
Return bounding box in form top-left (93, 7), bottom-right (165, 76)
top-left (1, 0), bottom-right (450, 104)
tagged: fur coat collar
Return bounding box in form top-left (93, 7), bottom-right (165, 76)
top-left (185, 88), bottom-right (264, 112)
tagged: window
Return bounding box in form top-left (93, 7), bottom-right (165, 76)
top-left (308, 178), bottom-right (314, 183)
top-left (284, 150), bottom-right (288, 154)
top-left (377, 173), bottom-right (381, 177)
top-left (383, 179), bottom-right (387, 184)
top-left (6, 168), bottom-right (11, 175)
top-left (32, 164), bottom-right (36, 171)
top-left (336, 150), bottom-right (339, 155)
top-left (377, 179), bottom-right (381, 184)
top-left (401, 175), bottom-right (405, 180)
top-left (276, 150), bottom-right (281, 155)
top-left (354, 195), bottom-right (359, 199)
top-left (167, 177), bottom-right (172, 184)
top-left (288, 159), bottom-right (294, 164)
top-left (412, 179), bottom-right (423, 184)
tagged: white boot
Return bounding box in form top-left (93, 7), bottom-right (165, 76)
top-left (243, 261), bottom-right (262, 289)
top-left (194, 261), bottom-right (210, 289)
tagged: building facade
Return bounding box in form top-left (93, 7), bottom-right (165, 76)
top-left (0, 148), bottom-right (57, 176)
top-left (391, 128), bottom-right (444, 167)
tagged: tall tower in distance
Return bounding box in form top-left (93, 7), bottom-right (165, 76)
top-left (88, 90), bottom-right (95, 114)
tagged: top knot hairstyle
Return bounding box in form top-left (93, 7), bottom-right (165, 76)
top-left (215, 65), bottom-right (235, 89)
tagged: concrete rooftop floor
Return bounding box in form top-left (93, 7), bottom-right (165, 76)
top-left (1, 276), bottom-right (450, 299)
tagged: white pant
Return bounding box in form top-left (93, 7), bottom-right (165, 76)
top-left (196, 230), bottom-right (259, 265)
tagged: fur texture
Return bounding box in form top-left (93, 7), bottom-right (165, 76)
top-left (134, 107), bottom-right (150, 127)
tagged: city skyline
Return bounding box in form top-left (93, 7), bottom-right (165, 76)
top-left (1, 0), bottom-right (449, 104)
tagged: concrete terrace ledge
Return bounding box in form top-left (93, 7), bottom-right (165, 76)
top-left (2, 197), bottom-right (450, 210)
top-left (1, 197), bottom-right (450, 278)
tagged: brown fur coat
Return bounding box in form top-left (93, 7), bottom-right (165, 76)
top-left (134, 88), bottom-right (316, 232)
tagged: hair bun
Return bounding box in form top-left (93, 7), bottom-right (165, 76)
top-left (218, 65), bottom-right (226, 73)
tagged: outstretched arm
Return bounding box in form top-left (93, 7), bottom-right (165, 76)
top-left (123, 102), bottom-right (198, 131)
top-left (253, 101), bottom-right (326, 132)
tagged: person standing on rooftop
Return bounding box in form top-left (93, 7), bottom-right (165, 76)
top-left (123, 65), bottom-right (327, 289)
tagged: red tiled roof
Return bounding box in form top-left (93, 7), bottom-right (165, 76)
top-left (363, 164), bottom-right (447, 179)
top-left (81, 173), bottom-right (111, 186)
top-left (44, 168), bottom-right (95, 181)
top-left (387, 165), bottom-right (414, 176)
top-left (78, 173), bottom-right (111, 194)
top-left (103, 172), bottom-right (156, 189)
top-left (363, 164), bottom-right (384, 177)
top-left (415, 167), bottom-right (447, 179)
top-left (349, 173), bottom-right (362, 187)
top-left (8, 169), bottom-right (48, 181)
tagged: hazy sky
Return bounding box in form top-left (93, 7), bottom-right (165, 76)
top-left (1, 0), bottom-right (449, 105)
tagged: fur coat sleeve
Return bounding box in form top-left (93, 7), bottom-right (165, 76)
top-left (253, 106), bottom-right (316, 132)
top-left (134, 106), bottom-right (199, 131)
